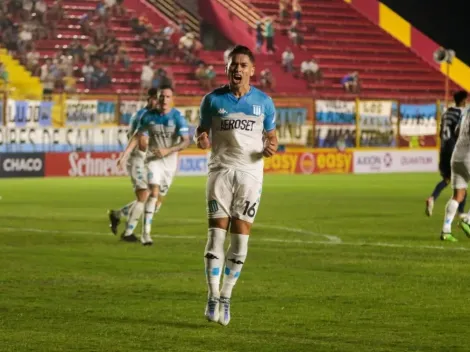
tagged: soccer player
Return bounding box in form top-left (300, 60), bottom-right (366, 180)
top-left (110, 89), bottom-right (158, 244)
top-left (441, 94), bottom-right (470, 242)
top-left (195, 45), bottom-right (278, 326)
top-left (133, 84), bottom-right (190, 244)
top-left (426, 91), bottom-right (468, 217)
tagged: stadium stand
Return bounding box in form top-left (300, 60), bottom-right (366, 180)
top-left (0, 0), bottom-right (462, 100)
top-left (212, 0), bottom-right (462, 101)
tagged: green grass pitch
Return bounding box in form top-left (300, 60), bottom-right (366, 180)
top-left (1, 174), bottom-right (470, 352)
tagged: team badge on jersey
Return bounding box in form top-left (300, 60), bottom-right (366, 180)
top-left (167, 119), bottom-right (174, 127)
top-left (253, 105), bottom-right (261, 116)
top-left (218, 108), bottom-right (228, 116)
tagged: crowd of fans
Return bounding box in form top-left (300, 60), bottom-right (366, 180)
top-left (253, 0), bottom-right (361, 94)
top-left (0, 0), bottom-right (361, 96)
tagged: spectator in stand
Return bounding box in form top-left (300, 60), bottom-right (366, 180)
top-left (84, 38), bottom-right (99, 62)
top-left (176, 8), bottom-right (189, 33)
top-left (279, 0), bottom-right (289, 23)
top-left (260, 68), bottom-right (275, 91)
top-left (341, 71), bottom-right (360, 93)
top-left (205, 65), bottom-right (216, 90)
top-left (263, 17), bottom-right (275, 54)
top-left (0, 62), bottom-right (9, 87)
top-left (140, 60), bottom-right (154, 96)
top-left (22, 0), bottom-right (33, 21)
top-left (195, 62), bottom-right (208, 88)
top-left (34, 0), bottom-right (48, 24)
top-left (140, 31), bottom-right (158, 57)
top-left (82, 59), bottom-right (95, 89)
top-left (178, 32), bottom-right (196, 63)
top-left (152, 68), bottom-right (173, 90)
top-left (26, 43), bottom-right (41, 76)
top-left (115, 0), bottom-right (125, 16)
top-left (92, 60), bottom-right (111, 88)
top-left (288, 22), bottom-right (304, 48)
top-left (104, 0), bottom-right (116, 16)
top-left (115, 44), bottom-right (131, 68)
top-left (96, 1), bottom-right (109, 23)
top-left (79, 11), bottom-right (93, 36)
top-left (301, 58), bottom-right (322, 83)
top-left (292, 0), bottom-right (302, 27)
top-left (48, 0), bottom-right (64, 22)
top-left (18, 24), bottom-right (33, 54)
top-left (255, 21), bottom-right (263, 53)
top-left (40, 58), bottom-right (55, 98)
top-left (282, 47), bottom-right (294, 72)
top-left (68, 38), bottom-right (85, 64)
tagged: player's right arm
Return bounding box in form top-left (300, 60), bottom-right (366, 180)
top-left (117, 109), bottom-right (147, 169)
top-left (195, 94), bottom-right (212, 149)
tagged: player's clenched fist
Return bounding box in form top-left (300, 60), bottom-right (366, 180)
top-left (263, 140), bottom-right (277, 157)
top-left (197, 132), bottom-right (211, 149)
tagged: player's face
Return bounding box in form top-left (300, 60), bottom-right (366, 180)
top-left (158, 88), bottom-right (173, 111)
top-left (147, 96), bottom-right (158, 109)
top-left (226, 54), bottom-right (255, 88)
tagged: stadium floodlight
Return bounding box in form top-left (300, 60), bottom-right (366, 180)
top-left (433, 47), bottom-right (455, 108)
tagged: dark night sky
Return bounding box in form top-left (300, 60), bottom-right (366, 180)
top-left (380, 0), bottom-right (470, 65)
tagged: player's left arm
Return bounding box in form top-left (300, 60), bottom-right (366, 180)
top-left (169, 112), bottom-right (190, 153)
top-left (263, 97), bottom-right (278, 157)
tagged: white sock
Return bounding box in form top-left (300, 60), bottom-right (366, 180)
top-left (154, 202), bottom-right (162, 214)
top-left (119, 200), bottom-right (136, 218)
top-left (143, 197), bottom-right (157, 235)
top-left (443, 199), bottom-right (459, 233)
top-left (204, 228), bottom-right (226, 299)
top-left (220, 233), bottom-right (249, 299)
top-left (124, 201), bottom-right (144, 236)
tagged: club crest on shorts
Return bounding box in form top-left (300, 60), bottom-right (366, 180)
top-left (252, 105), bottom-right (261, 116)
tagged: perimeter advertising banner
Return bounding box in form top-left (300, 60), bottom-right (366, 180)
top-left (315, 100), bottom-right (356, 148)
top-left (358, 100), bottom-right (396, 147)
top-left (264, 150), bottom-right (353, 174)
top-left (397, 103), bottom-right (438, 147)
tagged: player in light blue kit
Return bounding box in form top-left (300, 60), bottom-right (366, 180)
top-left (135, 85), bottom-right (190, 245)
top-left (195, 45), bottom-right (278, 326)
top-left (108, 88), bottom-right (158, 243)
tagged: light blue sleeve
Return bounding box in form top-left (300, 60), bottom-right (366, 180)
top-left (263, 97), bottom-right (276, 132)
top-left (199, 94), bottom-right (212, 129)
top-left (175, 111), bottom-right (189, 137)
top-left (128, 109), bottom-right (145, 137)
top-left (136, 111), bottom-right (150, 137)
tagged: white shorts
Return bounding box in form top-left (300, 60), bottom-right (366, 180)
top-left (206, 168), bottom-right (263, 223)
top-left (451, 160), bottom-right (470, 190)
top-left (147, 159), bottom-right (175, 196)
top-left (127, 158), bottom-right (147, 191)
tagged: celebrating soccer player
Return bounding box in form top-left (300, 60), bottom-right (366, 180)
top-left (195, 45), bottom-right (278, 325)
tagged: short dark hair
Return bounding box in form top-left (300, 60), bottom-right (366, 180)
top-left (454, 90), bottom-right (468, 106)
top-left (147, 88), bottom-right (158, 97)
top-left (158, 84), bottom-right (174, 92)
top-left (227, 45), bottom-right (255, 64)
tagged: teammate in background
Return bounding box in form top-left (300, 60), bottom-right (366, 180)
top-left (109, 89), bottom-right (158, 244)
top-left (426, 91), bottom-right (468, 218)
top-left (441, 94), bottom-right (470, 241)
top-left (133, 84), bottom-right (190, 244)
top-left (195, 45), bottom-right (278, 326)
top-left (109, 87), bottom-right (189, 244)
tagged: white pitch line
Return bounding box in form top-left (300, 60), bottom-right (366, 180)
top-left (163, 218), bottom-right (342, 244)
top-left (1, 226), bottom-right (470, 252)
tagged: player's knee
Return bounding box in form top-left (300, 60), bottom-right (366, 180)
top-left (453, 189), bottom-right (467, 203)
top-left (230, 217), bottom-right (252, 235)
top-left (149, 184), bottom-right (159, 197)
top-left (135, 188), bottom-right (149, 202)
top-left (208, 218), bottom-right (230, 231)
